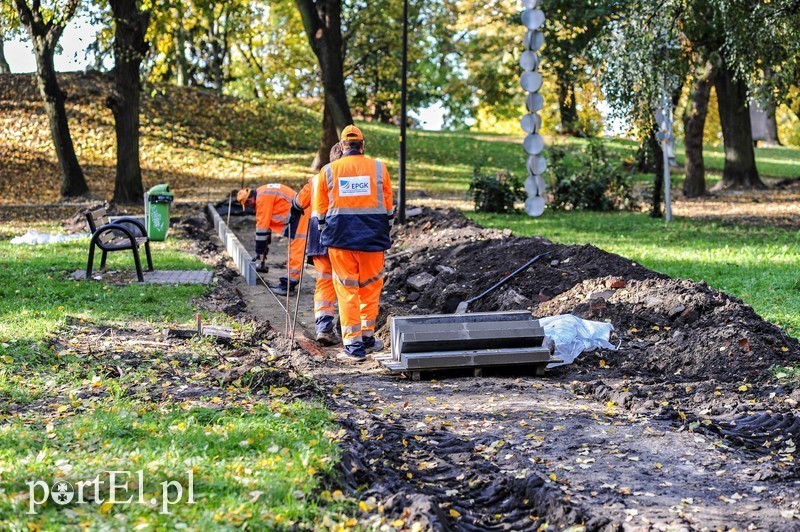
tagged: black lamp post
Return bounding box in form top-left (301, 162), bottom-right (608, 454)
top-left (398, 0), bottom-right (408, 224)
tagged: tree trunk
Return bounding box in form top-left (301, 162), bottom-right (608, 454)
top-left (713, 61), bottom-right (765, 189)
top-left (295, 0), bottom-right (354, 170)
top-left (38, 46), bottom-right (89, 197)
top-left (0, 36), bottom-right (11, 74)
top-left (760, 97), bottom-right (781, 146)
top-left (682, 63), bottom-right (714, 198)
top-left (14, 0), bottom-right (89, 198)
top-left (108, 0), bottom-right (150, 204)
top-left (311, 104), bottom-right (340, 169)
top-left (174, 25), bottom-right (187, 86)
top-left (556, 75), bottom-right (581, 136)
top-left (640, 126), bottom-right (664, 218)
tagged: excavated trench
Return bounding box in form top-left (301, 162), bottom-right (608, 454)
top-left (208, 204), bottom-right (800, 530)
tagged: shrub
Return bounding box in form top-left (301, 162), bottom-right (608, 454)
top-left (468, 167), bottom-right (526, 213)
top-left (549, 139), bottom-right (639, 211)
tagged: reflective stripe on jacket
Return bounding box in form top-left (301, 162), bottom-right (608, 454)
top-left (312, 154), bottom-right (394, 252)
top-left (255, 183), bottom-right (295, 236)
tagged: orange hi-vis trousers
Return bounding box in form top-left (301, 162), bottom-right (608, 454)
top-left (286, 211), bottom-right (310, 282)
top-left (312, 255), bottom-right (336, 330)
top-left (327, 248), bottom-right (384, 346)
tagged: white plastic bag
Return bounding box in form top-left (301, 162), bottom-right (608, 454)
top-left (540, 314), bottom-right (617, 367)
top-left (10, 230), bottom-right (88, 245)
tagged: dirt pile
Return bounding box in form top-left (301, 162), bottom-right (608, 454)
top-left (383, 206), bottom-right (800, 387)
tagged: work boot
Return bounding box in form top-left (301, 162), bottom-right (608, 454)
top-left (271, 278), bottom-right (298, 296)
top-left (336, 351), bottom-right (367, 363)
top-left (315, 329), bottom-right (339, 346)
top-left (337, 342), bottom-right (367, 363)
top-left (363, 337), bottom-right (384, 354)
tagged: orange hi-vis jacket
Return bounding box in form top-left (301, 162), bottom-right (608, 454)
top-left (254, 183), bottom-right (295, 255)
top-left (312, 154), bottom-right (394, 252)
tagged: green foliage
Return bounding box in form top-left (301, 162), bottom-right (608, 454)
top-left (468, 167), bottom-right (525, 213)
top-left (469, 210), bottom-right (800, 340)
top-left (770, 364), bottom-right (800, 385)
top-left (549, 139), bottom-right (639, 211)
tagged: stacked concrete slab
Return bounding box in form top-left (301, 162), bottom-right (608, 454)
top-left (376, 310), bottom-right (556, 379)
top-left (206, 204), bottom-right (256, 286)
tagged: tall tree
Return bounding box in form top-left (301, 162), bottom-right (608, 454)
top-left (682, 61), bottom-right (714, 198)
top-left (12, 0), bottom-right (89, 197)
top-left (107, 0), bottom-right (150, 204)
top-left (0, 35), bottom-right (11, 73)
top-left (599, 0), bottom-right (800, 191)
top-left (0, 4), bottom-right (18, 74)
top-left (295, 0), bottom-right (353, 169)
top-left (712, 56), bottom-right (763, 189)
top-left (543, 0), bottom-right (618, 136)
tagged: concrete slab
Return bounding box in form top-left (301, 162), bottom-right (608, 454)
top-left (207, 204), bottom-right (256, 285)
top-left (400, 346), bottom-right (552, 369)
top-left (72, 269), bottom-right (214, 285)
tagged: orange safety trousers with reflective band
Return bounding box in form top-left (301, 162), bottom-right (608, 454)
top-left (327, 248), bottom-right (384, 346)
top-left (255, 184), bottom-right (308, 282)
top-left (312, 255), bottom-right (336, 321)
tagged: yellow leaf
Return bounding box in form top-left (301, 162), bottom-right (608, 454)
top-left (651, 326), bottom-right (660, 331)
top-left (211, 397), bottom-right (221, 403)
top-left (270, 386), bottom-right (290, 397)
top-left (781, 347), bottom-right (789, 352)
top-left (449, 509), bottom-right (461, 518)
top-left (392, 519), bottom-right (405, 528)
top-left (548, 473), bottom-right (557, 481)
top-left (56, 405), bottom-right (69, 413)
top-left (426, 396), bottom-right (436, 403)
top-left (359, 500), bottom-right (374, 512)
top-left (345, 517), bottom-right (357, 527)
top-left (99, 501), bottom-right (114, 514)
top-left (630, 328), bottom-right (638, 333)
top-left (738, 385), bottom-right (748, 392)
top-left (332, 490), bottom-right (345, 502)
top-left (655, 463), bottom-right (663, 469)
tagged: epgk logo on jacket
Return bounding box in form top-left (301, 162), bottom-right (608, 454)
top-left (338, 176), bottom-right (371, 197)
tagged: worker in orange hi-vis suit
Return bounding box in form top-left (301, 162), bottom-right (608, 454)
top-left (312, 125), bottom-right (394, 362)
top-left (292, 143), bottom-right (343, 346)
top-left (237, 183), bottom-right (309, 296)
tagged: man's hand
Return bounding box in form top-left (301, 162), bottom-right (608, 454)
top-left (290, 204), bottom-right (305, 218)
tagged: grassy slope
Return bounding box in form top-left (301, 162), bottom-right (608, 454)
top-left (3, 72), bottom-right (798, 205)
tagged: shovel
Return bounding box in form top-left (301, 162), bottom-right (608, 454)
top-left (455, 251), bottom-right (551, 314)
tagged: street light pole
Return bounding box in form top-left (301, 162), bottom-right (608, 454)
top-left (398, 0), bottom-right (408, 224)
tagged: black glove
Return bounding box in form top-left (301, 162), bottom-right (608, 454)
top-left (290, 204), bottom-right (305, 218)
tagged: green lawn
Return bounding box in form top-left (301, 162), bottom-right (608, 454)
top-left (356, 124), bottom-right (800, 197)
top-left (0, 223), bottom-right (351, 528)
top-left (469, 211), bottom-right (800, 339)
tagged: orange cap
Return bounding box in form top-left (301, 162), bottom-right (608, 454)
top-left (340, 125), bottom-right (363, 141)
top-left (237, 189), bottom-right (251, 208)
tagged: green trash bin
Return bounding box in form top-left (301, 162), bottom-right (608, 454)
top-left (146, 184), bottom-right (174, 241)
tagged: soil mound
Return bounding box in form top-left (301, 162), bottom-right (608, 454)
top-left (384, 206), bottom-right (800, 386)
